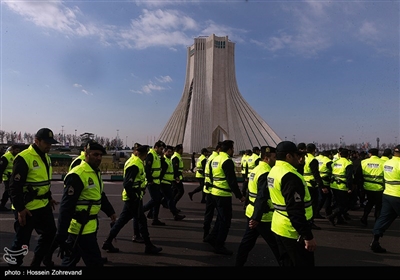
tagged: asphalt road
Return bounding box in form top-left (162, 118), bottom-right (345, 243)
top-left (0, 180), bottom-right (399, 279)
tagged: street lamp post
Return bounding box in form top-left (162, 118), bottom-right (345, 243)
top-left (126, 136), bottom-right (128, 148)
top-left (61, 125), bottom-right (64, 146)
top-left (75, 129), bottom-right (77, 147)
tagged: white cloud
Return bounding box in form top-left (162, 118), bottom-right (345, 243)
top-left (155, 76), bottom-right (172, 83)
top-left (81, 89), bottom-right (92, 95)
top-left (142, 82), bottom-right (165, 94)
top-left (73, 83), bottom-right (82, 88)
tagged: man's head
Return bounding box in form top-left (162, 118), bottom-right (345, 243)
top-left (368, 148), bottom-right (379, 157)
top-left (9, 145), bottom-right (21, 156)
top-left (260, 146), bottom-right (277, 167)
top-left (201, 148), bottom-right (209, 156)
top-left (85, 141), bottom-right (106, 169)
top-left (276, 141), bottom-right (303, 168)
top-left (175, 144), bottom-right (183, 154)
top-left (164, 145), bottom-right (174, 158)
top-left (215, 141), bottom-right (223, 152)
top-left (220, 140), bottom-right (234, 157)
top-left (34, 128), bottom-right (59, 153)
top-left (136, 145), bottom-right (149, 160)
top-left (382, 148), bottom-right (393, 158)
top-left (154, 140), bottom-right (166, 155)
top-left (306, 143), bottom-right (317, 154)
top-left (252, 146), bottom-right (260, 155)
top-left (393, 145), bottom-right (400, 157)
top-left (339, 148), bottom-right (349, 158)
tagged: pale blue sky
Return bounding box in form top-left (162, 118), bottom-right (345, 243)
top-left (1, 0), bottom-right (399, 148)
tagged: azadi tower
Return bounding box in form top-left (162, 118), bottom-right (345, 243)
top-left (159, 34), bottom-right (281, 153)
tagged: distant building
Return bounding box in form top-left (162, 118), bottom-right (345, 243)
top-left (159, 34), bottom-right (281, 153)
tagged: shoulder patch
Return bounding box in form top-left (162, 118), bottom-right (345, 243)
top-left (13, 174), bottom-right (21, 182)
top-left (67, 185), bottom-right (74, 195)
top-left (88, 177), bottom-right (94, 186)
top-left (33, 160), bottom-right (39, 167)
top-left (294, 191), bottom-right (301, 202)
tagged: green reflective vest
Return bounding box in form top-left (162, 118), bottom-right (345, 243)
top-left (210, 152), bottom-right (232, 197)
top-left (204, 151), bottom-right (218, 194)
top-left (12, 145), bottom-right (53, 211)
top-left (122, 154), bottom-right (146, 201)
top-left (317, 155), bottom-right (332, 187)
top-left (268, 160), bottom-right (312, 239)
top-left (1, 151), bottom-right (15, 182)
top-left (161, 156), bottom-right (174, 185)
top-left (172, 152), bottom-right (184, 180)
top-left (383, 157), bottom-right (400, 197)
top-left (195, 154), bottom-right (207, 179)
top-left (330, 158), bottom-right (352, 191)
top-left (303, 153), bottom-right (317, 187)
top-left (245, 161), bottom-right (274, 222)
top-left (361, 156), bottom-right (384, 191)
top-left (148, 148), bottom-right (162, 184)
top-left (246, 153), bottom-right (259, 177)
top-left (65, 161), bottom-right (102, 235)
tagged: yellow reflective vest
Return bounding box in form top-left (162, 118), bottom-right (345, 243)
top-left (204, 151), bottom-right (218, 194)
top-left (12, 145), bottom-right (53, 211)
top-left (148, 148), bottom-right (162, 184)
top-left (330, 157), bottom-right (352, 191)
top-left (268, 160), bottom-right (312, 239)
top-left (361, 155), bottom-right (384, 191)
top-left (1, 151), bottom-right (15, 182)
top-left (195, 154), bottom-right (207, 179)
top-left (383, 157), bottom-right (400, 197)
top-left (210, 151), bottom-right (232, 197)
top-left (245, 161), bottom-right (274, 222)
top-left (66, 161), bottom-right (102, 235)
top-left (122, 154), bottom-right (147, 201)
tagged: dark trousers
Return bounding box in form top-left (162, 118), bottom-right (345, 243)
top-left (363, 189), bottom-right (383, 220)
top-left (11, 204), bottom-right (56, 266)
top-left (330, 188), bottom-right (351, 220)
top-left (143, 183), bottom-right (163, 220)
top-left (308, 186), bottom-right (319, 220)
top-left (235, 218), bottom-right (281, 266)
top-left (210, 195), bottom-right (232, 249)
top-left (160, 183), bottom-right (180, 216)
top-left (172, 181), bottom-right (184, 205)
top-left (372, 194), bottom-right (400, 237)
top-left (61, 232), bottom-right (103, 267)
top-left (1, 180), bottom-right (10, 206)
top-left (274, 233), bottom-right (315, 266)
top-left (203, 192), bottom-right (216, 238)
top-left (317, 186), bottom-right (333, 216)
top-left (110, 199), bottom-right (151, 245)
top-left (190, 178), bottom-right (206, 201)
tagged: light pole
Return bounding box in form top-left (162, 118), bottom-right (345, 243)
top-left (61, 125), bottom-right (64, 146)
top-left (75, 129), bottom-right (77, 147)
top-left (125, 136), bottom-right (128, 148)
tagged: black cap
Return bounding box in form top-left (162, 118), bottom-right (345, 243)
top-left (306, 143), bottom-right (316, 152)
top-left (133, 142), bottom-right (142, 150)
top-left (201, 148), bottom-right (209, 154)
top-left (277, 141), bottom-right (299, 154)
top-left (261, 146), bottom-right (276, 153)
top-left (340, 148), bottom-right (349, 157)
top-left (383, 148), bottom-right (393, 156)
top-left (35, 128), bottom-right (58, 144)
top-left (394, 145), bottom-right (400, 153)
top-left (252, 146), bottom-right (260, 152)
top-left (86, 141), bottom-right (106, 155)
top-left (175, 144), bottom-right (183, 150)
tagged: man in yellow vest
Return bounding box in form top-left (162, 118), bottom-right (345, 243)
top-left (8, 128), bottom-right (59, 267)
top-left (171, 144), bottom-right (185, 210)
top-left (370, 145), bottom-right (400, 253)
top-left (327, 148), bottom-right (354, 226)
top-left (68, 139), bottom-right (96, 171)
top-left (267, 141), bottom-right (316, 266)
top-left (235, 146), bottom-right (281, 266)
top-left (355, 148), bottom-right (384, 226)
top-left (102, 144), bottom-right (162, 255)
top-left (55, 141), bottom-right (117, 266)
top-left (202, 142), bottom-right (222, 242)
top-left (0, 145), bottom-right (20, 211)
top-left (208, 140), bottom-right (245, 255)
top-left (380, 148), bottom-right (392, 162)
top-left (188, 148), bottom-right (209, 203)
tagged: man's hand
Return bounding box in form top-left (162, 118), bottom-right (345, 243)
top-left (249, 219), bottom-right (259, 229)
top-left (239, 196), bottom-right (246, 203)
top-left (18, 208), bottom-right (32, 226)
top-left (50, 199), bottom-right (59, 210)
top-left (304, 238), bottom-right (317, 252)
top-left (109, 213), bottom-right (117, 224)
top-left (54, 234), bottom-right (72, 259)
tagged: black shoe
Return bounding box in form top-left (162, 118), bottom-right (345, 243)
top-left (145, 245), bottom-right (162, 254)
top-left (188, 192), bottom-right (194, 201)
top-left (315, 214), bottom-right (325, 219)
top-left (0, 205), bottom-right (11, 211)
top-left (203, 235), bottom-right (216, 246)
top-left (327, 215), bottom-right (336, 226)
top-left (343, 213), bottom-right (352, 220)
top-left (370, 241), bottom-right (386, 253)
top-left (336, 219), bottom-right (348, 225)
top-left (173, 214), bottom-right (186, 221)
top-left (360, 218), bottom-right (368, 226)
top-left (311, 223), bottom-right (322, 230)
top-left (146, 211), bottom-right (154, 219)
top-left (102, 242), bottom-right (119, 253)
top-left (152, 219), bottom-right (166, 226)
top-left (132, 235), bottom-right (145, 243)
top-left (214, 246), bottom-right (233, 255)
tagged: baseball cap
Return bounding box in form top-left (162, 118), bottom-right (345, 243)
top-left (35, 128), bottom-right (59, 144)
top-left (276, 141), bottom-right (300, 155)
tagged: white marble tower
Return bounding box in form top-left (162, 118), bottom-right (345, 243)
top-left (158, 34), bottom-right (281, 153)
